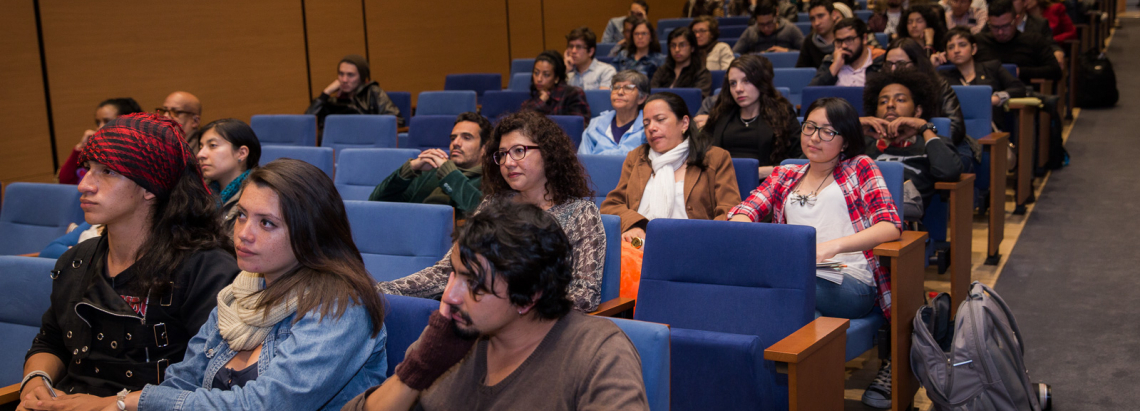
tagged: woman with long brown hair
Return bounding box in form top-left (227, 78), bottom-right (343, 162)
top-left (380, 111), bottom-right (605, 312)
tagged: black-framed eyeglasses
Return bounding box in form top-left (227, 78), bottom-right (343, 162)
top-left (835, 35), bottom-right (862, 46)
top-left (155, 107), bottom-right (196, 117)
top-left (493, 145), bottom-right (541, 165)
top-left (885, 60), bottom-right (914, 70)
top-left (801, 121), bottom-right (840, 142)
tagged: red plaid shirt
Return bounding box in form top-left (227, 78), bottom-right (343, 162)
top-left (728, 155), bottom-right (903, 319)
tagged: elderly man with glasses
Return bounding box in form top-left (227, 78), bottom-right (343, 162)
top-left (809, 18), bottom-right (887, 87)
top-left (156, 91), bottom-right (202, 148)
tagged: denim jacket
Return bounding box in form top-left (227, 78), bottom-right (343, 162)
top-left (137, 303), bottom-right (387, 410)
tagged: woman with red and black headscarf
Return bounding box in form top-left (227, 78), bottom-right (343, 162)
top-left (19, 113), bottom-right (239, 407)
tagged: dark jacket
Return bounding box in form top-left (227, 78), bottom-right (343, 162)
top-left (649, 59), bottom-right (714, 97)
top-left (866, 131), bottom-right (963, 210)
top-left (933, 76), bottom-right (968, 146)
top-left (939, 59), bottom-right (1027, 131)
top-left (368, 160), bottom-right (484, 217)
top-left (974, 29), bottom-right (1063, 83)
top-left (27, 237), bottom-right (239, 396)
top-left (305, 81), bottom-right (404, 128)
top-left (796, 33), bottom-right (835, 68)
top-left (809, 50), bottom-right (886, 86)
top-left (705, 105), bottom-right (803, 165)
top-left (521, 83), bottom-right (591, 124)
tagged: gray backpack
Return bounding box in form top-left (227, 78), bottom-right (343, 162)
top-left (911, 282), bottom-right (1051, 411)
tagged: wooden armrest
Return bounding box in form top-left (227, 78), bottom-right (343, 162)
top-left (976, 131), bottom-right (1010, 146)
top-left (764, 317), bottom-right (849, 363)
top-left (934, 173), bottom-right (974, 191)
top-left (397, 126), bottom-right (409, 133)
top-left (1007, 97), bottom-right (1043, 109)
top-left (1, 383), bottom-right (19, 405)
top-left (873, 231), bottom-right (927, 258)
top-left (588, 297), bottom-right (636, 317)
top-left (18, 253), bottom-right (39, 257)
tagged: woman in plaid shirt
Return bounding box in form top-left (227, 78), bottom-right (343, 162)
top-left (728, 97), bottom-right (903, 321)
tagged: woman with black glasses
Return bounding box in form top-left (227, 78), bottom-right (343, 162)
top-left (378, 111), bottom-right (605, 313)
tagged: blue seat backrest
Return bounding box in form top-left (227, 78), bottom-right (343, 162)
top-left (597, 56), bottom-right (616, 65)
top-left (782, 159), bottom-right (905, 220)
top-left (710, 70), bottom-right (726, 90)
top-left (720, 37), bottom-right (739, 48)
top-left (650, 88), bottom-right (702, 117)
top-left (444, 73), bottom-right (502, 101)
top-left (599, 214), bottom-right (621, 303)
top-left (508, 73), bottom-right (532, 92)
top-left (719, 25), bottom-right (748, 38)
top-left (765, 51), bottom-right (800, 68)
top-left (343, 201), bottom-right (453, 282)
top-left (718, 16), bottom-right (749, 25)
top-left (875, 32), bottom-right (889, 47)
top-left (1003, 64), bottom-right (1017, 77)
top-left (511, 58), bottom-right (535, 75)
top-left (855, 10), bottom-right (873, 21)
top-left (797, 12), bottom-right (809, 22)
top-left (732, 158), bottom-right (760, 198)
top-left (416, 91), bottom-right (477, 116)
top-left (606, 317), bottom-right (670, 411)
top-left (584, 89), bottom-right (614, 118)
top-left (0, 256), bottom-right (56, 385)
top-left (579, 154), bottom-right (627, 206)
top-left (334, 148), bottom-right (422, 201)
top-left (950, 85), bottom-right (993, 140)
top-left (250, 114), bottom-right (317, 147)
top-left (381, 294), bottom-right (438, 377)
top-left (549, 115), bottom-right (586, 148)
top-left (408, 115), bottom-right (457, 150)
top-left (801, 86), bottom-right (865, 115)
top-left (260, 146), bottom-right (335, 178)
top-left (595, 43), bottom-right (617, 57)
top-left (481, 90), bottom-right (530, 119)
top-left (794, 21), bottom-right (812, 36)
top-left (777, 86), bottom-right (791, 100)
top-left (773, 68), bottom-right (817, 106)
top-left (0, 183), bottom-right (84, 255)
top-left (657, 18), bottom-right (693, 37)
top-left (387, 91), bottom-right (412, 125)
top-left (321, 114), bottom-right (398, 153)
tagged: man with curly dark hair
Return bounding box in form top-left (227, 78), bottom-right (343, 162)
top-left (378, 111), bottom-right (605, 313)
top-left (860, 71), bottom-right (962, 218)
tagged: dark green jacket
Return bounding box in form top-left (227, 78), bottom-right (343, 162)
top-left (368, 160), bottom-right (483, 217)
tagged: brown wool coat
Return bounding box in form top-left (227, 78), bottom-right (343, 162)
top-left (601, 144), bottom-right (742, 233)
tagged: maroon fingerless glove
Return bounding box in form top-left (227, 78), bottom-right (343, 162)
top-left (394, 310), bottom-right (478, 391)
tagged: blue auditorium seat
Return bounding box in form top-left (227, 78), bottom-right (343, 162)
top-left (764, 51), bottom-right (800, 68)
top-left (773, 67), bottom-right (817, 106)
top-left (250, 114), bottom-right (317, 147)
top-left (0, 256), bottom-right (56, 385)
top-left (343, 201), bottom-right (452, 282)
top-left (511, 58), bottom-right (535, 75)
top-left (650, 88), bottom-right (702, 116)
top-left (548, 115), bottom-right (586, 148)
top-left (584, 89), bottom-right (614, 118)
top-left (794, 21), bottom-right (812, 36)
top-left (657, 18), bottom-right (693, 37)
top-left (731, 157), bottom-right (760, 197)
top-left (416, 91), bottom-right (477, 116)
top-left (321, 114), bottom-right (398, 153)
top-left (408, 115), bottom-right (458, 150)
top-left (595, 43), bottom-right (617, 57)
top-left (717, 16), bottom-right (749, 25)
top-left (260, 146), bottom-right (335, 178)
top-left (444, 73), bottom-right (502, 102)
top-left (0, 183), bottom-right (84, 255)
top-left (801, 86), bottom-right (865, 115)
top-left (606, 317), bottom-right (670, 411)
top-left (508, 73), bottom-right (532, 92)
top-left (710, 70), bottom-right (726, 90)
top-left (481, 90), bottom-right (530, 119)
top-left (875, 32), bottom-right (889, 47)
top-left (333, 148), bottom-right (422, 201)
top-left (719, 25), bottom-right (748, 38)
top-left (578, 154), bottom-right (626, 206)
top-left (387, 91), bottom-right (412, 126)
top-left (380, 294), bottom-right (438, 377)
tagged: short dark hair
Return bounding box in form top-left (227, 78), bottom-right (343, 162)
top-left (754, 0), bottom-right (779, 17)
top-left (454, 112), bottom-right (493, 147)
top-left (453, 201), bottom-right (573, 320)
top-left (97, 98), bottom-right (143, 116)
top-left (944, 26), bottom-right (977, 47)
top-left (803, 97), bottom-right (866, 159)
top-left (200, 118), bottom-right (262, 171)
top-left (481, 111), bottom-right (594, 205)
top-left (632, 0), bottom-right (649, 14)
top-left (566, 26), bottom-right (598, 58)
top-left (809, 0), bottom-right (836, 14)
top-left (863, 70), bottom-right (939, 121)
top-left (690, 16), bottom-right (720, 40)
top-left (532, 50), bottom-right (569, 95)
top-left (988, 0), bottom-right (1015, 18)
top-left (834, 17), bottom-right (868, 37)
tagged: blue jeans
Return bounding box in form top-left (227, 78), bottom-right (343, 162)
top-left (815, 274), bottom-right (877, 319)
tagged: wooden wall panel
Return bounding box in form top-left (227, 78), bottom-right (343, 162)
top-left (39, 1), bottom-right (310, 165)
top-left (0, 1), bottom-right (54, 183)
top-left (364, 0), bottom-right (511, 104)
top-left (304, 0), bottom-right (369, 100)
top-left (541, 0), bottom-right (675, 51)
top-left (507, 0), bottom-right (545, 66)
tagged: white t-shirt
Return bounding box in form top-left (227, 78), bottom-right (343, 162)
top-left (784, 182), bottom-right (874, 286)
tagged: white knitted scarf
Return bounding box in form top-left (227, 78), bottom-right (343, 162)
top-left (637, 139), bottom-right (691, 221)
top-left (216, 271), bottom-right (299, 351)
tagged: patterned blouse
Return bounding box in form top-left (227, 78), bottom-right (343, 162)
top-left (727, 155), bottom-right (903, 319)
top-left (377, 194), bottom-right (606, 312)
top-left (612, 50), bottom-right (667, 81)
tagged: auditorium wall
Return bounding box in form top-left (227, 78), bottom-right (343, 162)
top-left (0, 0), bottom-right (668, 185)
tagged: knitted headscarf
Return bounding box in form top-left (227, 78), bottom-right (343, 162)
top-left (78, 113), bottom-right (207, 198)
top-left (339, 54), bottom-right (371, 82)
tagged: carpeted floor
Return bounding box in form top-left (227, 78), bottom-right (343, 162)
top-left (993, 17), bottom-right (1140, 410)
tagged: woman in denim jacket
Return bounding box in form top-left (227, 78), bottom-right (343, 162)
top-left (106, 159), bottom-right (388, 411)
